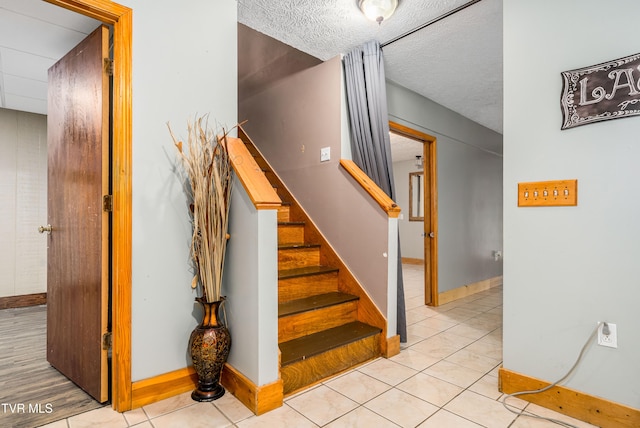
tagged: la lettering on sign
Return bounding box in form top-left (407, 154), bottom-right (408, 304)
top-left (560, 52), bottom-right (640, 129)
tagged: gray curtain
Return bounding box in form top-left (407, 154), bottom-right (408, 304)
top-left (343, 40), bottom-right (407, 343)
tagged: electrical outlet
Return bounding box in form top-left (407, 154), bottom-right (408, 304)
top-left (597, 322), bottom-right (617, 348)
top-left (320, 147), bottom-right (331, 162)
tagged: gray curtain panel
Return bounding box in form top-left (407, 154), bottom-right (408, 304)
top-left (343, 40), bottom-right (407, 343)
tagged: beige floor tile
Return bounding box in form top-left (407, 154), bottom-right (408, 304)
top-left (36, 420), bottom-right (69, 428)
top-left (405, 295), bottom-right (427, 311)
top-left (325, 370), bottom-right (391, 404)
top-left (397, 373), bottom-right (463, 407)
top-left (423, 360), bottom-right (486, 388)
top-left (444, 390), bottom-right (517, 427)
top-left (417, 409), bottom-right (483, 427)
top-left (212, 391), bottom-right (255, 423)
top-left (364, 388), bottom-right (438, 428)
top-left (236, 404), bottom-right (316, 427)
top-left (445, 348), bottom-right (501, 373)
top-left (325, 406), bottom-right (400, 427)
top-left (67, 406), bottom-right (128, 428)
top-left (415, 317), bottom-right (458, 332)
top-left (410, 331), bottom-right (476, 360)
top-left (468, 373), bottom-right (502, 400)
top-left (130, 422), bottom-right (153, 428)
top-left (464, 336), bottom-right (503, 360)
top-left (358, 358), bottom-right (418, 386)
top-left (150, 403), bottom-right (231, 428)
top-left (123, 407), bottom-right (148, 426)
top-left (142, 391), bottom-right (195, 419)
top-left (407, 323), bottom-right (441, 341)
top-left (286, 385), bottom-right (358, 426)
top-left (447, 323), bottom-right (492, 340)
top-left (390, 348), bottom-right (440, 371)
top-left (406, 305), bottom-right (438, 324)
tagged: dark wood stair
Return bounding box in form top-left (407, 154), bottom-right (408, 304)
top-left (240, 128), bottom-right (384, 396)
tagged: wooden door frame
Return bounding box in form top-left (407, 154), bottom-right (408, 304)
top-left (389, 121), bottom-right (439, 306)
top-left (46, 0), bottom-right (133, 412)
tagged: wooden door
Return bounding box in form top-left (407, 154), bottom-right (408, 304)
top-left (46, 25), bottom-right (110, 403)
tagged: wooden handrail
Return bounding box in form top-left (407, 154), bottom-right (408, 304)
top-left (225, 136), bottom-right (281, 210)
top-left (340, 159), bottom-right (401, 218)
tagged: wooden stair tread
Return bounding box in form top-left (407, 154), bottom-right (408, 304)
top-left (278, 266), bottom-right (339, 280)
top-left (278, 221), bottom-right (305, 226)
top-left (278, 243), bottom-right (320, 250)
top-left (279, 292), bottom-right (358, 317)
top-left (280, 321), bottom-right (381, 366)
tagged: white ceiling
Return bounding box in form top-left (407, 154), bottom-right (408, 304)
top-left (0, 0), bottom-right (99, 115)
top-left (0, 0), bottom-right (502, 161)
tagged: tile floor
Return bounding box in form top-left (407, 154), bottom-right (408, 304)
top-left (40, 265), bottom-right (598, 428)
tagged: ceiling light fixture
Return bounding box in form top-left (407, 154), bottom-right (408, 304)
top-left (358, 0), bottom-right (398, 24)
top-left (415, 155), bottom-right (423, 169)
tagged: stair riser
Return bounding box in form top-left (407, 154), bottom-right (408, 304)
top-left (278, 247), bottom-right (320, 270)
top-left (278, 225), bottom-right (304, 244)
top-left (277, 207), bottom-right (291, 222)
top-left (278, 272), bottom-right (339, 303)
top-left (281, 334), bottom-right (380, 396)
top-left (279, 301), bottom-right (358, 343)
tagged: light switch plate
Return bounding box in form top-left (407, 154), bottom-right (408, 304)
top-left (518, 179), bottom-right (577, 207)
top-left (320, 147), bottom-right (331, 162)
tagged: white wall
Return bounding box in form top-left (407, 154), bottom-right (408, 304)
top-left (387, 82), bottom-right (503, 293)
top-left (504, 0), bottom-right (640, 408)
top-left (0, 108), bottom-right (47, 298)
top-left (120, 0), bottom-right (238, 382)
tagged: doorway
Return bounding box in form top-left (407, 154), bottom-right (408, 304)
top-left (389, 121), bottom-right (438, 306)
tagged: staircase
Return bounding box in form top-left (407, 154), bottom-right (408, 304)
top-left (239, 129), bottom-right (385, 396)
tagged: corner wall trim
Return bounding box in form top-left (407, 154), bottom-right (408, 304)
top-left (499, 367), bottom-right (640, 428)
top-left (221, 363), bottom-right (283, 415)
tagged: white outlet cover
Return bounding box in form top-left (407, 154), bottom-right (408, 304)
top-left (320, 147), bottom-right (330, 162)
top-left (597, 322), bottom-right (617, 348)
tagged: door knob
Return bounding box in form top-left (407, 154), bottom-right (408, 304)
top-left (428, 232), bottom-right (435, 238)
top-left (38, 224), bottom-right (52, 234)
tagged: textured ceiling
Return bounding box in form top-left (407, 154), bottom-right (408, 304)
top-left (238, 0), bottom-right (503, 134)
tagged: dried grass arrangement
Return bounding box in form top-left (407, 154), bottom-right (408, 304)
top-left (168, 116), bottom-right (233, 303)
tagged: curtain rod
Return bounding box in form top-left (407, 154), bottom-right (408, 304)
top-left (380, 0), bottom-right (484, 48)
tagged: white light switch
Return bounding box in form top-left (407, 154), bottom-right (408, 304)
top-left (320, 147), bottom-right (331, 162)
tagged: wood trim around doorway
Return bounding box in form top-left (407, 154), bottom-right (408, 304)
top-left (46, 0), bottom-right (133, 412)
top-left (389, 121), bottom-right (438, 306)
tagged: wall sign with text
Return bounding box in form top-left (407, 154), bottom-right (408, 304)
top-left (561, 52), bottom-right (640, 130)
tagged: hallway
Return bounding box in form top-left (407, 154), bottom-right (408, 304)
top-left (38, 264), bottom-right (596, 427)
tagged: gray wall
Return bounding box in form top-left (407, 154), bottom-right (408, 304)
top-left (0, 108), bottom-right (47, 298)
top-left (387, 82), bottom-right (503, 293)
top-left (121, 0), bottom-right (238, 382)
top-left (504, 0), bottom-right (640, 408)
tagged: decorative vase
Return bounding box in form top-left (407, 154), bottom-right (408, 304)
top-left (189, 297), bottom-right (231, 401)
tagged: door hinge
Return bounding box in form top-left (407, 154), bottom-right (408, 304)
top-left (104, 58), bottom-right (114, 76)
top-left (102, 332), bottom-right (112, 350)
top-left (103, 195), bottom-right (113, 212)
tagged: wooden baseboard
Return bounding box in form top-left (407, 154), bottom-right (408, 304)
top-left (131, 366), bottom-right (197, 409)
top-left (438, 276), bottom-right (502, 305)
top-left (401, 258), bottom-right (423, 265)
top-left (0, 293), bottom-right (46, 310)
top-left (221, 363), bottom-right (283, 415)
top-left (499, 367), bottom-right (640, 428)
top-left (131, 363), bottom-right (283, 416)
top-left (383, 334), bottom-right (400, 358)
